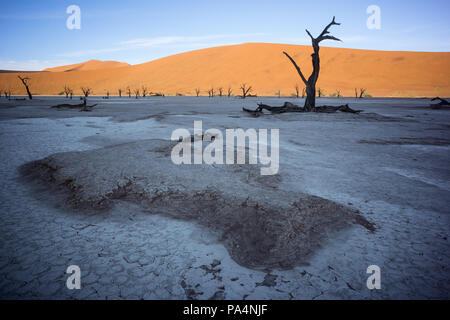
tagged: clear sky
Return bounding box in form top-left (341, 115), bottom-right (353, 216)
top-left (1, 0), bottom-right (449, 70)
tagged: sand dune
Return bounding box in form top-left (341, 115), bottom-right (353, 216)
top-left (0, 43), bottom-right (449, 97)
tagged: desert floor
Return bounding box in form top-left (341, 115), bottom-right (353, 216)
top-left (0, 96), bottom-right (449, 299)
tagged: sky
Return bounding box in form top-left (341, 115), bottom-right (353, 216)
top-left (1, 0), bottom-right (449, 70)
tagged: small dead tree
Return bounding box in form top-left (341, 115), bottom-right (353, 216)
top-left (318, 88), bottom-right (324, 98)
top-left (295, 85), bottom-right (300, 98)
top-left (63, 85), bottom-right (71, 98)
top-left (359, 88), bottom-right (366, 99)
top-left (218, 87), bottom-right (223, 97)
top-left (227, 87), bottom-right (233, 97)
top-left (134, 88), bottom-right (140, 99)
top-left (69, 89), bottom-right (73, 99)
top-left (127, 87), bottom-right (132, 98)
top-left (81, 87), bottom-right (92, 97)
top-left (240, 83), bottom-right (253, 99)
top-left (142, 86), bottom-right (148, 97)
top-left (208, 88), bottom-right (215, 98)
top-left (118, 88), bottom-right (122, 97)
top-left (18, 76), bottom-right (32, 100)
top-left (195, 88), bottom-right (201, 97)
top-left (106, 90), bottom-right (110, 99)
top-left (283, 17), bottom-right (341, 111)
top-left (336, 89), bottom-right (342, 98)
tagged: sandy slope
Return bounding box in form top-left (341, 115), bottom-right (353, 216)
top-left (0, 43), bottom-right (449, 97)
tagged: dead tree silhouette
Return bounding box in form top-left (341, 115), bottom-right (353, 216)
top-left (282, 17), bottom-right (341, 110)
top-left (359, 88), bottom-right (366, 98)
top-left (134, 88), bottom-right (140, 99)
top-left (18, 76), bottom-right (32, 100)
top-left (239, 83), bottom-right (252, 99)
top-left (243, 17), bottom-right (362, 115)
top-left (227, 87), bottom-right (233, 97)
top-left (218, 87), bottom-right (223, 97)
top-left (318, 88), bottom-right (324, 98)
top-left (127, 87), bottom-right (131, 98)
top-left (118, 88), bottom-right (122, 97)
top-left (63, 85), bottom-right (71, 98)
top-left (81, 87), bottom-right (92, 97)
top-left (195, 88), bottom-right (201, 97)
top-left (295, 85), bottom-right (300, 98)
top-left (142, 86), bottom-right (148, 97)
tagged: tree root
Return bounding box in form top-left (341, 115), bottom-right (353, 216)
top-left (243, 102), bottom-right (362, 116)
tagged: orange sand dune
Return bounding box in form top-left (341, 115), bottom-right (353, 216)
top-left (43, 59), bottom-right (130, 72)
top-left (0, 43), bottom-right (449, 97)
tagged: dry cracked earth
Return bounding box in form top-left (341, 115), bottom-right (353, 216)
top-left (0, 96), bottom-right (449, 299)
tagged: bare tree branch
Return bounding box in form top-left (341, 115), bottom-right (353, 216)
top-left (282, 52), bottom-right (308, 85)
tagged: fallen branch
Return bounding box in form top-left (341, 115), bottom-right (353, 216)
top-left (430, 97), bottom-right (450, 109)
top-left (243, 102), bottom-right (362, 116)
top-left (51, 98), bottom-right (97, 112)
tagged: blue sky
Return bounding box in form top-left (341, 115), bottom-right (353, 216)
top-left (1, 0), bottom-right (449, 70)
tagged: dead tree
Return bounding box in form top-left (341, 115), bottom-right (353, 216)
top-left (118, 88), bottom-right (122, 97)
top-left (239, 83), bottom-right (252, 99)
top-left (69, 89), bottom-right (73, 99)
top-left (127, 87), bottom-right (131, 98)
top-left (243, 18), bottom-right (363, 116)
top-left (283, 17), bottom-right (341, 111)
top-left (336, 89), bottom-right (342, 98)
top-left (302, 87), bottom-right (306, 98)
top-left (63, 85), bottom-right (71, 98)
top-left (81, 87), bottom-right (92, 97)
top-left (359, 88), bottom-right (366, 99)
top-left (142, 86), bottom-right (148, 97)
top-left (295, 85), bottom-right (300, 98)
top-left (318, 88), bottom-right (324, 98)
top-left (218, 87), bottom-right (223, 97)
top-left (18, 76), bottom-right (32, 100)
top-left (227, 87), bottom-right (233, 97)
top-left (208, 88), bottom-right (215, 98)
top-left (134, 88), bottom-right (140, 99)
top-left (355, 88), bottom-right (358, 99)
top-left (195, 88), bottom-right (201, 97)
